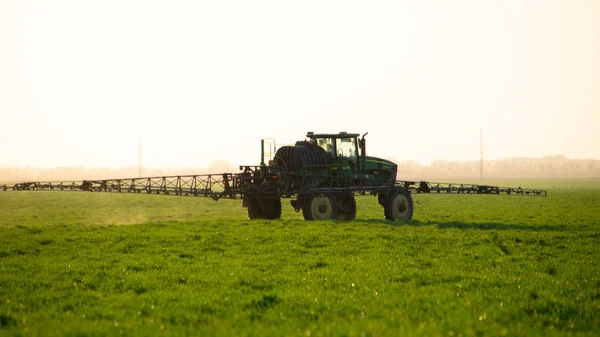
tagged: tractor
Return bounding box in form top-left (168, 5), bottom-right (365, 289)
top-left (2, 131), bottom-right (546, 222)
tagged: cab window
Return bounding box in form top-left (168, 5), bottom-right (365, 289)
top-left (336, 137), bottom-right (357, 159)
top-left (316, 138), bottom-right (334, 156)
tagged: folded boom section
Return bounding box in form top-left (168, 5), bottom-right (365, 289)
top-left (398, 181), bottom-right (547, 196)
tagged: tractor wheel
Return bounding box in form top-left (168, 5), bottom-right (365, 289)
top-left (247, 199), bottom-right (282, 220)
top-left (383, 189), bottom-right (414, 221)
top-left (247, 201), bottom-right (262, 219)
top-left (303, 194), bottom-right (338, 220)
top-left (337, 195), bottom-right (356, 221)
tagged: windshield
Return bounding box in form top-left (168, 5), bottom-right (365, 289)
top-left (336, 137), bottom-right (357, 159)
top-left (315, 138), bottom-right (334, 156)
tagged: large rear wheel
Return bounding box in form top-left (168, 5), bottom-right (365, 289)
top-left (302, 194), bottom-right (338, 220)
top-left (383, 189), bottom-right (413, 221)
top-left (247, 199), bottom-right (282, 220)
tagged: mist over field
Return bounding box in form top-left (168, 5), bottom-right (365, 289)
top-left (394, 155), bottom-right (600, 180)
top-left (2, 156), bottom-right (599, 184)
top-left (0, 160), bottom-right (234, 184)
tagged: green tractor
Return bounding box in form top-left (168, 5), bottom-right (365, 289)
top-left (240, 131), bottom-right (413, 222)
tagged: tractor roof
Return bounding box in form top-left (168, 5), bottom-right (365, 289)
top-left (306, 131), bottom-right (360, 139)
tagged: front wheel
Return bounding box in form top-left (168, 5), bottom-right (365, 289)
top-left (247, 199), bottom-right (282, 220)
top-left (302, 194), bottom-right (338, 220)
top-left (337, 195), bottom-right (356, 221)
top-left (383, 189), bottom-right (413, 221)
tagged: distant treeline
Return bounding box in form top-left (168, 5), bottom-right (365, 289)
top-left (1, 155), bottom-right (599, 183)
top-left (395, 155), bottom-right (600, 180)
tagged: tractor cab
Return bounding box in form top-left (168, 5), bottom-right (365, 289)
top-left (306, 132), bottom-right (359, 159)
top-left (271, 131), bottom-right (396, 185)
top-left (306, 131), bottom-right (360, 173)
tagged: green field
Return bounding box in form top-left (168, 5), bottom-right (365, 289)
top-left (0, 180), bottom-right (599, 336)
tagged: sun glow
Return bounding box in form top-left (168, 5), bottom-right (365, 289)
top-left (1, 1), bottom-right (598, 171)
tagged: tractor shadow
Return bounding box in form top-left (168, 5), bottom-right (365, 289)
top-left (360, 219), bottom-right (566, 231)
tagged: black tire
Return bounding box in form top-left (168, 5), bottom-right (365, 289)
top-left (383, 189), bottom-right (413, 221)
top-left (337, 195), bottom-right (357, 221)
top-left (247, 201), bottom-right (261, 219)
top-left (302, 194), bottom-right (338, 220)
top-left (248, 199), bottom-right (282, 220)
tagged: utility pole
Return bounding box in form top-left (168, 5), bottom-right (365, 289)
top-left (138, 133), bottom-right (142, 178)
top-left (480, 128), bottom-right (483, 181)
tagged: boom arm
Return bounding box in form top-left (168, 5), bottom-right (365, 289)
top-left (2, 173), bottom-right (238, 200)
top-left (398, 180), bottom-right (547, 196)
top-left (2, 174), bottom-right (547, 197)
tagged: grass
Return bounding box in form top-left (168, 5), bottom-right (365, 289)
top-left (0, 179), bottom-right (599, 336)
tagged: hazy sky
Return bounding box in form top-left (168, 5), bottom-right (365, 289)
top-left (1, 0), bottom-right (598, 169)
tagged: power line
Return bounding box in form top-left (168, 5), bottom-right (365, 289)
top-left (138, 133), bottom-right (142, 178)
top-left (480, 128), bottom-right (483, 180)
